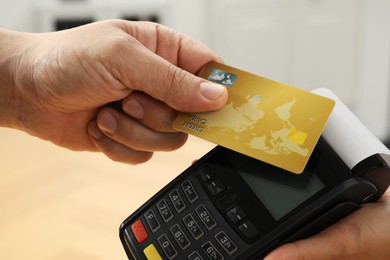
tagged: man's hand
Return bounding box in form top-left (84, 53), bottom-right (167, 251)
top-left (1, 20), bottom-right (227, 163)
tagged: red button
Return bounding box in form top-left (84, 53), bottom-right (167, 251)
top-left (131, 219), bottom-right (149, 244)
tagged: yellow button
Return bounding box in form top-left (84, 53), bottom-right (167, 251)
top-left (143, 244), bottom-right (162, 260)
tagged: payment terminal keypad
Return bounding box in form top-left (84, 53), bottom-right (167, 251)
top-left (124, 165), bottom-right (253, 260)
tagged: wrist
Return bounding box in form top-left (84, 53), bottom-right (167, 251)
top-left (0, 29), bottom-right (37, 130)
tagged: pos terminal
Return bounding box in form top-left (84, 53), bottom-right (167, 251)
top-left (119, 88), bottom-right (390, 260)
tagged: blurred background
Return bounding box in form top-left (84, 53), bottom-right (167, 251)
top-left (0, 0), bottom-right (389, 259)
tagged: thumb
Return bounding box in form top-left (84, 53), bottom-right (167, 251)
top-left (264, 229), bottom-right (358, 260)
top-left (264, 241), bottom-right (319, 260)
top-left (140, 55), bottom-right (228, 112)
top-left (99, 20), bottom-right (228, 112)
top-left (130, 52), bottom-right (227, 112)
top-left (264, 239), bottom-right (334, 260)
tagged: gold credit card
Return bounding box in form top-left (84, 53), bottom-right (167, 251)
top-left (173, 62), bottom-right (335, 173)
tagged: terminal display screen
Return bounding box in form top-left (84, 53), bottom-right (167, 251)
top-left (227, 151), bottom-right (325, 220)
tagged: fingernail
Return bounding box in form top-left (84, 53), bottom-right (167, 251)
top-left (123, 98), bottom-right (144, 119)
top-left (200, 82), bottom-right (226, 100)
top-left (88, 122), bottom-right (103, 140)
top-left (98, 111), bottom-right (117, 134)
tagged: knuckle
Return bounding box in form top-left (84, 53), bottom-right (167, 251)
top-left (160, 64), bottom-right (194, 107)
top-left (125, 125), bottom-right (144, 147)
top-left (167, 133), bottom-right (188, 151)
top-left (102, 35), bottom-right (129, 54)
top-left (99, 35), bottom-right (135, 69)
top-left (154, 111), bottom-right (176, 132)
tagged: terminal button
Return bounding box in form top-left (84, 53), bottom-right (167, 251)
top-left (144, 209), bottom-right (161, 232)
top-left (226, 206), bottom-right (246, 224)
top-left (196, 204), bottom-right (217, 230)
top-left (201, 241), bottom-right (224, 260)
top-left (170, 224), bottom-right (191, 250)
top-left (143, 244), bottom-right (162, 260)
top-left (130, 219), bottom-right (148, 244)
top-left (215, 231), bottom-right (238, 255)
top-left (198, 166), bottom-right (216, 183)
top-left (238, 220), bottom-right (259, 240)
top-left (181, 180), bottom-right (199, 203)
top-left (157, 234), bottom-right (177, 259)
top-left (169, 189), bottom-right (186, 213)
top-left (183, 214), bottom-right (204, 240)
top-left (156, 199), bottom-right (173, 223)
top-left (188, 251), bottom-right (204, 260)
top-left (207, 179), bottom-right (225, 196)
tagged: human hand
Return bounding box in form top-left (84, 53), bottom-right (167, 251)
top-left (1, 20), bottom-right (227, 163)
top-left (264, 188), bottom-right (390, 260)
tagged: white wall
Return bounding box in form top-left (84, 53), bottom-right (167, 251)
top-left (0, 0), bottom-right (34, 31)
top-left (0, 0), bottom-right (207, 41)
top-left (355, 0), bottom-right (390, 140)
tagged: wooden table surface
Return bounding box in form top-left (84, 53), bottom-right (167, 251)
top-left (0, 128), bottom-right (215, 260)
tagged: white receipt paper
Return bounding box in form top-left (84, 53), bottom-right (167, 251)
top-left (311, 88), bottom-right (390, 170)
